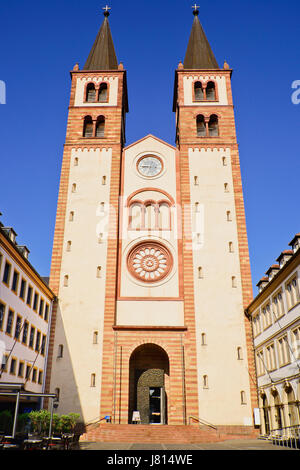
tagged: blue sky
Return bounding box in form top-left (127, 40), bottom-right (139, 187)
top-left (0, 0), bottom-right (299, 295)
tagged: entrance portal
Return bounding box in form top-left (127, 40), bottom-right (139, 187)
top-left (129, 344), bottom-right (169, 425)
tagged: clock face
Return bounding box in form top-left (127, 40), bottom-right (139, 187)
top-left (137, 156), bottom-right (163, 177)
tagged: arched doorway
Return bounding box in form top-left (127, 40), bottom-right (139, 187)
top-left (128, 344), bottom-right (169, 425)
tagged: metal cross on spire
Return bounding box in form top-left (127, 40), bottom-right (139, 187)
top-left (102, 5), bottom-right (111, 17)
top-left (192, 4), bottom-right (200, 15)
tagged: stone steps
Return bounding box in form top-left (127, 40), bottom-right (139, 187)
top-left (80, 424), bottom-right (258, 444)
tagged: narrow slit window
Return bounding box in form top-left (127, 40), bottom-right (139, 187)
top-left (64, 275), bottom-right (69, 287)
top-left (224, 183), bottom-right (229, 192)
top-left (222, 157), bottom-right (227, 166)
top-left (203, 375), bottom-right (208, 388)
top-left (198, 267), bottom-right (203, 279)
top-left (69, 211), bottom-right (74, 222)
top-left (232, 276), bottom-right (237, 288)
top-left (97, 266), bottom-right (102, 278)
top-left (67, 241), bottom-right (72, 252)
top-left (93, 331), bottom-right (98, 344)
top-left (201, 333), bottom-right (206, 345)
top-left (91, 374), bottom-right (96, 387)
top-left (102, 176), bottom-right (107, 185)
top-left (237, 347), bottom-right (243, 360)
top-left (72, 184), bottom-right (76, 193)
top-left (241, 391), bottom-right (246, 404)
top-left (227, 211), bottom-right (232, 221)
top-left (229, 242), bottom-right (234, 253)
top-left (194, 176), bottom-right (199, 186)
top-left (74, 157), bottom-right (79, 167)
top-left (58, 344), bottom-right (64, 358)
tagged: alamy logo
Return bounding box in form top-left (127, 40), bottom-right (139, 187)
top-left (291, 80), bottom-right (300, 104)
top-left (0, 81), bottom-right (6, 104)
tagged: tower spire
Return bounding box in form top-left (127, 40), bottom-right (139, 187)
top-left (84, 6), bottom-right (118, 71)
top-left (183, 6), bottom-right (219, 69)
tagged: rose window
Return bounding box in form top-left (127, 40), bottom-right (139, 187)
top-left (127, 242), bottom-right (173, 283)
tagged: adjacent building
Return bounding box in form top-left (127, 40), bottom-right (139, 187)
top-left (0, 220), bottom-right (55, 411)
top-left (245, 234), bottom-right (300, 435)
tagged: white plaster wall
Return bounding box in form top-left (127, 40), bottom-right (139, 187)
top-left (116, 301), bottom-right (184, 326)
top-left (189, 147), bottom-right (253, 426)
top-left (183, 75), bottom-right (228, 106)
top-left (50, 147), bottom-right (112, 423)
top-left (74, 76), bottom-right (119, 107)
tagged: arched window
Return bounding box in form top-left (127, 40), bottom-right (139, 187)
top-left (208, 114), bottom-right (219, 137)
top-left (206, 81), bottom-right (216, 100)
top-left (158, 202), bottom-right (171, 230)
top-left (98, 83), bottom-right (108, 102)
top-left (241, 391), bottom-right (246, 404)
top-left (129, 202), bottom-right (143, 230)
top-left (144, 202), bottom-right (157, 230)
top-left (86, 83), bottom-right (96, 102)
top-left (194, 81), bottom-right (204, 101)
top-left (96, 116), bottom-right (105, 138)
top-left (83, 116), bottom-right (93, 137)
top-left (196, 115), bottom-right (206, 137)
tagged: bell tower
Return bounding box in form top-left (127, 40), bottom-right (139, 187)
top-left (173, 6), bottom-right (257, 426)
top-left (46, 8), bottom-right (128, 422)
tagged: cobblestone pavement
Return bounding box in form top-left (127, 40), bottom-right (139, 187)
top-left (79, 439), bottom-right (296, 451)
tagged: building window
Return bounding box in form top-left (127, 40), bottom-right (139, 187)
top-left (194, 176), bottom-right (199, 186)
top-left (55, 388), bottom-right (60, 401)
top-left (29, 326), bottom-right (35, 349)
top-left (58, 344), bottom-right (64, 358)
top-left (35, 331), bottom-right (41, 352)
top-left (83, 116), bottom-right (93, 137)
top-left (14, 315), bottom-right (22, 341)
top-left (41, 335), bottom-right (46, 356)
top-left (2, 261), bottom-right (11, 286)
top-left (206, 81), bottom-right (216, 100)
top-left (256, 350), bottom-right (265, 376)
top-left (11, 270), bottom-right (19, 293)
top-left (201, 333), bottom-right (207, 346)
top-left (102, 176), bottom-right (107, 185)
top-left (67, 241), bottom-right (72, 252)
top-left (69, 211), bottom-right (74, 222)
top-left (10, 358), bottom-right (17, 375)
top-left (33, 292), bottom-right (39, 312)
top-left (292, 326), bottom-right (300, 360)
top-left (93, 331), bottom-right (98, 344)
top-left (229, 242), bottom-right (234, 253)
top-left (6, 309), bottom-right (14, 335)
top-left (91, 374), bottom-right (96, 387)
top-left (18, 362), bottom-right (24, 378)
top-left (241, 391), bottom-right (246, 405)
top-left (64, 275), bottom-right (69, 287)
top-left (194, 81), bottom-right (204, 100)
top-left (226, 211), bottom-right (232, 222)
top-left (198, 267), bottom-right (203, 279)
top-left (22, 321), bottom-right (29, 345)
top-left (253, 312), bottom-right (261, 337)
top-left (39, 299), bottom-right (44, 317)
top-left (266, 343), bottom-right (276, 371)
top-left (222, 156), bottom-right (227, 166)
top-left (32, 367), bottom-right (37, 383)
top-left (44, 304), bottom-right (49, 322)
top-left (286, 275), bottom-right (300, 310)
top-left (203, 375), bottom-right (208, 388)
top-left (26, 286), bottom-right (33, 307)
top-left (277, 335), bottom-right (290, 367)
top-left (74, 157), bottom-right (79, 167)
top-left (224, 183), bottom-right (229, 193)
top-left (71, 183), bottom-right (77, 193)
top-left (96, 116), bottom-right (105, 138)
top-left (2, 354), bottom-right (9, 372)
top-left (97, 266), bottom-right (102, 278)
top-left (25, 364), bottom-right (31, 381)
top-left (196, 114), bottom-right (206, 137)
top-left (237, 347), bottom-right (243, 360)
top-left (262, 303), bottom-right (272, 329)
top-left (86, 83), bottom-right (96, 102)
top-left (0, 302), bottom-right (5, 331)
top-left (208, 114), bottom-right (219, 137)
top-left (98, 83), bottom-right (108, 102)
top-left (38, 370), bottom-right (43, 385)
top-left (232, 276), bottom-right (237, 288)
top-left (19, 279), bottom-right (26, 300)
top-left (272, 291), bottom-right (284, 320)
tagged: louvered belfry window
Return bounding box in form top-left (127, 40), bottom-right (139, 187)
top-left (194, 81), bottom-right (204, 101)
top-left (83, 116), bottom-right (93, 137)
top-left (206, 81), bottom-right (216, 100)
top-left (208, 114), bottom-right (219, 137)
top-left (98, 83), bottom-right (108, 102)
top-left (96, 116), bottom-right (105, 138)
top-left (86, 83), bottom-right (96, 102)
top-left (196, 115), bottom-right (206, 137)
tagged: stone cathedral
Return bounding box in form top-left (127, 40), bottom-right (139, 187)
top-left (46, 8), bottom-right (257, 436)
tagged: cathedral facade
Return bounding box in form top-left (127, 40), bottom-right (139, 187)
top-left (46, 9), bottom-right (257, 431)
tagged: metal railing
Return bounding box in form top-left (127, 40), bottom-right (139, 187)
top-left (269, 425), bottom-right (300, 450)
top-left (188, 415), bottom-right (218, 431)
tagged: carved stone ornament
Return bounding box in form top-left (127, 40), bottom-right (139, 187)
top-left (127, 241), bottom-right (173, 283)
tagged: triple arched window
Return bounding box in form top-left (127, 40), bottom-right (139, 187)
top-left (194, 80), bottom-right (217, 101)
top-left (197, 114), bottom-right (219, 137)
top-left (85, 82), bottom-right (109, 103)
top-left (129, 200), bottom-right (172, 231)
top-left (83, 115), bottom-right (106, 138)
